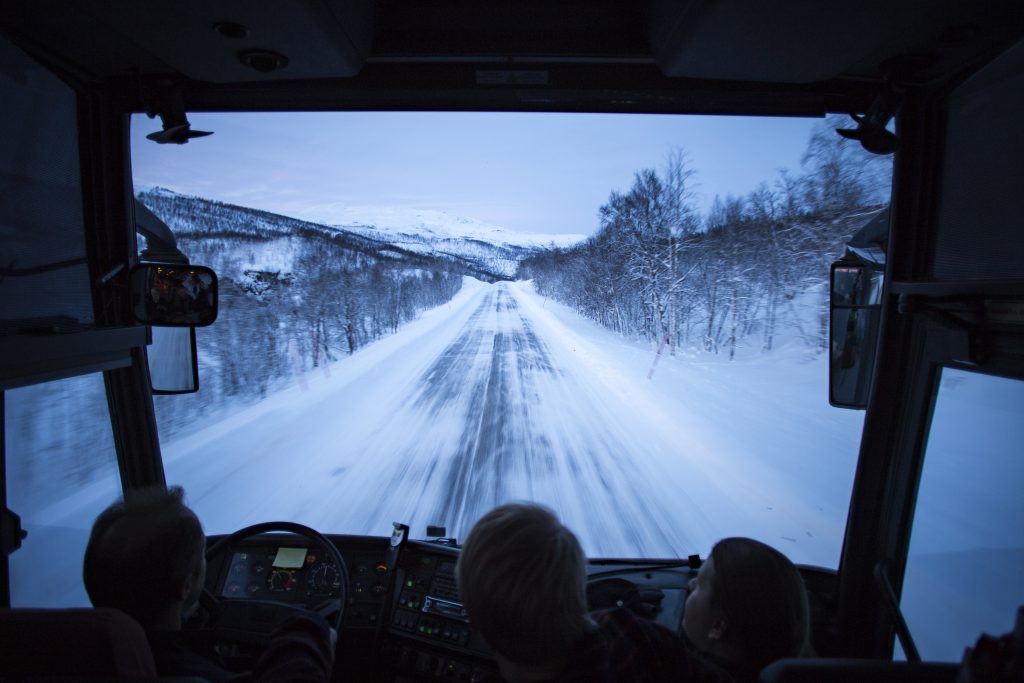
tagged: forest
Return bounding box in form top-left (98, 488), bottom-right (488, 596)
top-left (519, 115), bottom-right (892, 359)
top-left (136, 189), bottom-right (466, 441)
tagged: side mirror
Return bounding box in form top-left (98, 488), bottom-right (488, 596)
top-left (149, 326), bottom-right (199, 394)
top-left (829, 262), bottom-right (884, 409)
top-left (130, 262), bottom-right (218, 327)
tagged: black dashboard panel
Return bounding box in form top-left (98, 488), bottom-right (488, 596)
top-left (205, 533), bottom-right (394, 631)
top-left (204, 532), bottom-right (500, 680)
top-left (203, 531), bottom-right (711, 682)
top-left (221, 547), bottom-right (341, 600)
top-left (381, 541), bottom-right (498, 681)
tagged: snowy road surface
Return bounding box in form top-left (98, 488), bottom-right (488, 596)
top-left (167, 280), bottom-right (727, 557)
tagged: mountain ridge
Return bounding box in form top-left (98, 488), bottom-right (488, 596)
top-left (136, 186), bottom-right (583, 279)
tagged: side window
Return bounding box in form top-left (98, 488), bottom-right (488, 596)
top-left (1, 31), bottom-right (126, 607)
top-left (900, 368), bottom-right (1024, 660)
top-left (5, 374), bottom-right (120, 607)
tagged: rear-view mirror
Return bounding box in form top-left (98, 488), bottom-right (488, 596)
top-left (830, 262), bottom-right (883, 409)
top-left (130, 262), bottom-right (218, 327)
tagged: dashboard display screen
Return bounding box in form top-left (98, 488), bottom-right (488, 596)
top-left (273, 547), bottom-right (308, 568)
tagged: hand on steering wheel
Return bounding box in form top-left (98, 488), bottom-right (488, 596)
top-left (199, 521), bottom-right (350, 647)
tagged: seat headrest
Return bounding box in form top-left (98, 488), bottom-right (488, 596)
top-left (0, 608), bottom-right (157, 677)
top-left (760, 657), bottom-right (959, 683)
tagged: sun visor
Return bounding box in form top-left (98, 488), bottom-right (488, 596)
top-left (84, 0), bottom-right (372, 82)
top-left (932, 38), bottom-right (1024, 281)
top-left (648, 0), bottom-right (1018, 85)
top-left (648, 0), bottom-right (886, 83)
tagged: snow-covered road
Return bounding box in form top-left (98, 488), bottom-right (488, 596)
top-left (167, 280), bottom-right (729, 557)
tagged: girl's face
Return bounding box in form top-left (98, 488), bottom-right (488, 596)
top-left (683, 554), bottom-right (723, 652)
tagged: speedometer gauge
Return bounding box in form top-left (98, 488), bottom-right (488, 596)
top-left (308, 563), bottom-right (340, 594)
top-left (267, 568), bottom-right (297, 592)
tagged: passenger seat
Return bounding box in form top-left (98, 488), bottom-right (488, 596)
top-left (0, 607), bottom-right (207, 681)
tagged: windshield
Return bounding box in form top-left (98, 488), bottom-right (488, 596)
top-left (130, 111), bottom-right (890, 568)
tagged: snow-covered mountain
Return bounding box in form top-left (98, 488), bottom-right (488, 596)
top-left (306, 205), bottom-right (584, 250)
top-left (320, 206), bottom-right (585, 279)
top-left (136, 187), bottom-right (584, 278)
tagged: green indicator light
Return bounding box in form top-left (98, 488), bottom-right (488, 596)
top-left (406, 580), bottom-right (413, 587)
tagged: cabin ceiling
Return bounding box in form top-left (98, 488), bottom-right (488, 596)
top-left (1, 1), bottom-right (1022, 114)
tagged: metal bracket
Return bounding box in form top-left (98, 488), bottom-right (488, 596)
top-left (837, 60), bottom-right (906, 155)
top-left (138, 78), bottom-right (213, 145)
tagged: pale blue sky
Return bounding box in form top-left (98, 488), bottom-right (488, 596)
top-left (131, 111), bottom-right (822, 237)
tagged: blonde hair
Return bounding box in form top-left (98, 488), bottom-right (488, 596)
top-left (456, 503), bottom-right (590, 664)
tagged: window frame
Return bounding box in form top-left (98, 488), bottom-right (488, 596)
top-left (898, 363), bottom-right (1024, 660)
top-left (836, 40), bottom-right (1024, 656)
top-left (0, 39), bottom-right (165, 607)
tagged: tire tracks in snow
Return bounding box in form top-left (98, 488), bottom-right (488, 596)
top-left (366, 282), bottom-right (688, 556)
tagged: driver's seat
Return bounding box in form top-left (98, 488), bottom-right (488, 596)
top-left (0, 607), bottom-right (167, 679)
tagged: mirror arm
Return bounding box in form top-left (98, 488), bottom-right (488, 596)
top-left (134, 199), bottom-right (188, 262)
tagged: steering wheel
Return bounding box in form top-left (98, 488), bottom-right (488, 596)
top-left (199, 521), bottom-right (350, 647)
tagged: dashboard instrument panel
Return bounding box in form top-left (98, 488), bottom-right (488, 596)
top-left (204, 531), bottom-right (707, 681)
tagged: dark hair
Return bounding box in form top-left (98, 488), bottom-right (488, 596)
top-left (83, 486), bottom-right (205, 626)
top-left (709, 537), bottom-right (810, 676)
top-left (456, 503), bottom-right (590, 665)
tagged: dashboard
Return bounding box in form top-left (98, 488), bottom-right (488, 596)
top-left (220, 546), bottom-right (345, 600)
top-left (203, 530), bottom-right (702, 682)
